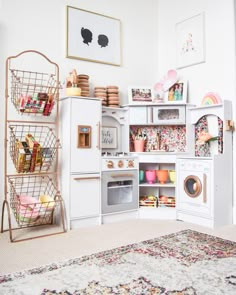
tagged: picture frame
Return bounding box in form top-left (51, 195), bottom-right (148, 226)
top-left (101, 126), bottom-right (117, 149)
top-left (165, 80), bottom-right (188, 103)
top-left (66, 6), bottom-right (121, 66)
top-left (176, 13), bottom-right (205, 69)
top-left (128, 86), bottom-right (154, 104)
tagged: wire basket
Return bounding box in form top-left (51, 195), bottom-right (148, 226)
top-left (6, 50), bottom-right (60, 116)
top-left (8, 175), bottom-right (62, 227)
top-left (9, 124), bottom-right (60, 173)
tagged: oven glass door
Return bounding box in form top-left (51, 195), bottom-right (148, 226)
top-left (102, 170), bottom-right (139, 214)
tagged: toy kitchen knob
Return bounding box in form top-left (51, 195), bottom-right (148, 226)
top-left (127, 160), bottom-right (134, 168)
top-left (118, 160), bottom-right (124, 168)
top-left (107, 160), bottom-right (114, 169)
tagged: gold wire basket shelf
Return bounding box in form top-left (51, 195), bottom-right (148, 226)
top-left (7, 50), bottom-right (60, 116)
top-left (8, 175), bottom-right (62, 227)
top-left (10, 69), bottom-right (58, 115)
top-left (2, 50), bottom-right (66, 242)
top-left (9, 124), bottom-right (60, 173)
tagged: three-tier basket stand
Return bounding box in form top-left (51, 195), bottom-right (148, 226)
top-left (1, 50), bottom-right (66, 242)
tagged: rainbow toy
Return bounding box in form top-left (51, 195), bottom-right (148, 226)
top-left (201, 92), bottom-right (222, 106)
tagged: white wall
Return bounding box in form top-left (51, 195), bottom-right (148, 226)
top-left (0, 0), bottom-right (158, 104)
top-left (157, 0), bottom-right (236, 222)
top-left (0, 0), bottom-right (158, 216)
top-left (1, 0), bottom-right (236, 224)
top-left (157, 0), bottom-right (235, 104)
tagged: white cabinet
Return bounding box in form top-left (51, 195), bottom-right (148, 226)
top-left (129, 106), bottom-right (147, 124)
top-left (151, 105), bottom-right (185, 124)
top-left (128, 104), bottom-right (186, 125)
top-left (70, 175), bottom-right (100, 219)
top-left (70, 98), bottom-right (101, 173)
top-left (60, 96), bottom-right (102, 229)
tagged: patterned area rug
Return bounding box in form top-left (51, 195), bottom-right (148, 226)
top-left (1, 229), bottom-right (236, 295)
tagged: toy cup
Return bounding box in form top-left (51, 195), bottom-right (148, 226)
top-left (156, 170), bottom-right (168, 184)
top-left (145, 170), bottom-right (156, 184)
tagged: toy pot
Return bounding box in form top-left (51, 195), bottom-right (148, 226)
top-left (169, 170), bottom-right (176, 184)
top-left (134, 139), bottom-right (145, 152)
top-left (156, 170), bottom-right (168, 184)
top-left (145, 170), bottom-right (156, 184)
top-left (139, 170), bottom-right (144, 183)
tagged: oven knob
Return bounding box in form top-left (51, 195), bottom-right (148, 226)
top-left (128, 160), bottom-right (134, 168)
top-left (107, 160), bottom-right (114, 169)
top-left (118, 160), bottom-right (124, 168)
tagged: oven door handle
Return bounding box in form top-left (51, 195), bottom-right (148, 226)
top-left (111, 173), bottom-right (135, 178)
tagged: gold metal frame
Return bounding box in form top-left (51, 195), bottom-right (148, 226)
top-left (66, 5), bottom-right (121, 66)
top-left (1, 50), bottom-right (66, 242)
top-left (184, 175), bottom-right (202, 198)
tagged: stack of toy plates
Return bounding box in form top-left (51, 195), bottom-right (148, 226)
top-left (107, 86), bottom-right (120, 107)
top-left (94, 87), bottom-right (107, 106)
top-left (78, 74), bottom-right (90, 97)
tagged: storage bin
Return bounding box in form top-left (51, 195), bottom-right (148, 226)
top-left (8, 175), bottom-right (62, 227)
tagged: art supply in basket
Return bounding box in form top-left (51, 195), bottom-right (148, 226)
top-left (18, 194), bottom-right (38, 210)
top-left (39, 195), bottom-right (55, 211)
top-left (16, 194), bottom-right (40, 223)
top-left (25, 134), bottom-right (41, 172)
top-left (14, 140), bottom-right (32, 173)
top-left (17, 92), bottom-right (54, 115)
top-left (40, 148), bottom-right (53, 171)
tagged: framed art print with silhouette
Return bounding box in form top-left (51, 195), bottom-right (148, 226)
top-left (66, 6), bottom-right (121, 66)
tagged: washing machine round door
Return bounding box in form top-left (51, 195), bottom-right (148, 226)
top-left (184, 175), bottom-right (202, 198)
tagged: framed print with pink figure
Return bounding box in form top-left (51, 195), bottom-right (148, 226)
top-left (165, 80), bottom-right (188, 103)
top-left (176, 13), bottom-right (205, 69)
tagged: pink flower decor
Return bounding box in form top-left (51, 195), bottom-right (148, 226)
top-left (154, 69), bottom-right (178, 92)
top-left (197, 131), bottom-right (218, 145)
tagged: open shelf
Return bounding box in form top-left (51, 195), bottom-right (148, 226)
top-left (139, 182), bottom-right (175, 187)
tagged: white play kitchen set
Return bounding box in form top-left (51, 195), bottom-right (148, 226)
top-left (1, 51), bottom-right (234, 242)
top-left (60, 93), bottom-right (234, 230)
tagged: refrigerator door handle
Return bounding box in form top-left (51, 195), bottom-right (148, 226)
top-left (96, 121), bottom-right (101, 150)
top-left (74, 176), bottom-right (100, 181)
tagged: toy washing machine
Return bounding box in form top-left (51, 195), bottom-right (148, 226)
top-left (176, 157), bottom-right (213, 226)
top-left (176, 100), bottom-right (233, 228)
